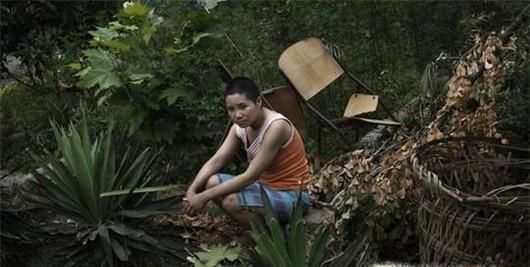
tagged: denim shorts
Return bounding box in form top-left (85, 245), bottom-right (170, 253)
top-left (217, 173), bottom-right (309, 222)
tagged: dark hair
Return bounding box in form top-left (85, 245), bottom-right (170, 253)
top-left (224, 77), bottom-right (259, 102)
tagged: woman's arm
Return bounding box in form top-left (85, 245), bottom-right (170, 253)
top-left (186, 120), bottom-right (290, 213)
top-left (186, 124), bottom-right (241, 196)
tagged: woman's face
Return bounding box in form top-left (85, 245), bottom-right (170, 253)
top-left (225, 93), bottom-right (261, 128)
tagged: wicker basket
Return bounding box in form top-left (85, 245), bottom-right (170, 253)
top-left (411, 137), bottom-right (530, 266)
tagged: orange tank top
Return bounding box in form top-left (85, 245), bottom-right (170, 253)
top-left (235, 112), bottom-right (311, 190)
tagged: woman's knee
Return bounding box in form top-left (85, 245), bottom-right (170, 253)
top-left (221, 194), bottom-right (240, 212)
top-left (205, 174), bottom-right (220, 189)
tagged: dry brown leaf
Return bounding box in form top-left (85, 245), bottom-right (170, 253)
top-left (427, 126), bottom-right (444, 142)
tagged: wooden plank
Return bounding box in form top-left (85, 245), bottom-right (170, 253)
top-left (343, 93), bottom-right (379, 117)
top-left (330, 117), bottom-right (402, 127)
top-left (278, 37), bottom-right (344, 100)
top-left (262, 85), bottom-right (307, 138)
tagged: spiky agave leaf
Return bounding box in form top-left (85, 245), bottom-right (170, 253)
top-left (250, 188), bottom-right (332, 267)
top-left (288, 195), bottom-right (306, 267)
top-left (23, 114), bottom-right (184, 267)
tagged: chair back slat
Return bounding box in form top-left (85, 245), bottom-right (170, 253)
top-left (262, 86), bottom-right (307, 138)
top-left (278, 37), bottom-right (344, 100)
top-left (343, 94), bottom-right (379, 117)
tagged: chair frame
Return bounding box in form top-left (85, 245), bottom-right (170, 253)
top-left (278, 37), bottom-right (401, 153)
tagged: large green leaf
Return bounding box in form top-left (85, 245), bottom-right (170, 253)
top-left (107, 224), bottom-right (159, 246)
top-left (76, 49), bottom-right (122, 90)
top-left (100, 39), bottom-right (131, 51)
top-left (249, 188), bottom-right (332, 267)
top-left (288, 219), bottom-right (306, 267)
top-left (288, 195), bottom-right (306, 267)
top-left (76, 66), bottom-right (122, 90)
top-left (83, 49), bottom-right (114, 65)
top-left (159, 87), bottom-right (188, 105)
top-left (30, 172), bottom-right (85, 216)
top-left (118, 2), bottom-right (150, 18)
top-left (308, 226), bottom-right (330, 267)
top-left (111, 236), bottom-right (130, 261)
top-left (168, 31), bottom-right (222, 55)
top-left (250, 187), bottom-right (292, 267)
top-left (32, 153), bottom-right (83, 211)
top-left (251, 231), bottom-right (289, 267)
top-left (100, 184), bottom-right (180, 197)
top-left (129, 73), bottom-right (153, 84)
top-left (98, 225), bottom-right (114, 267)
top-left (94, 123), bottom-right (114, 216)
top-left (61, 124), bottom-right (98, 220)
top-left (140, 22), bottom-right (156, 45)
top-left (89, 26), bottom-right (119, 40)
top-left (268, 217), bottom-right (289, 264)
top-left (194, 245), bottom-right (240, 267)
top-left (116, 148), bottom-right (156, 205)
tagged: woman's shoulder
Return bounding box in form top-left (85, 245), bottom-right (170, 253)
top-left (265, 109), bottom-right (289, 122)
top-left (262, 116), bottom-right (291, 146)
top-left (231, 123), bottom-right (245, 139)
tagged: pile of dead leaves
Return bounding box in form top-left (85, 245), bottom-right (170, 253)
top-left (428, 31), bottom-right (520, 143)
top-left (153, 210), bottom-right (249, 248)
top-left (311, 14), bottom-right (528, 263)
top-left (312, 133), bottom-right (418, 262)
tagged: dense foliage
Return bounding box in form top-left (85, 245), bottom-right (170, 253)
top-left (250, 189), bottom-right (330, 267)
top-left (74, 1), bottom-right (224, 142)
top-left (1, 0), bottom-right (119, 171)
top-left (22, 115), bottom-right (184, 266)
top-left (2, 0), bottom-right (525, 178)
top-left (1, 2), bottom-right (527, 265)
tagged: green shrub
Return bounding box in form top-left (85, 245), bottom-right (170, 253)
top-left (22, 114), bottom-right (185, 267)
top-left (73, 1), bottom-right (225, 144)
top-left (249, 189), bottom-right (331, 267)
top-left (188, 244), bottom-right (242, 267)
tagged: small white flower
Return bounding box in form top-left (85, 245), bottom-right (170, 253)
top-left (185, 256), bottom-right (196, 263)
top-left (123, 1), bottom-right (134, 8)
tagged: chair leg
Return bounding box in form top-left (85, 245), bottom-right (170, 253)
top-left (317, 124), bottom-right (322, 156)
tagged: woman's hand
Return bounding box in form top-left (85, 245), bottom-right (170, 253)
top-left (183, 192), bottom-right (208, 216)
top-left (185, 187), bottom-right (197, 202)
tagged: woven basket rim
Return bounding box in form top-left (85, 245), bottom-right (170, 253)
top-left (419, 198), bottom-right (530, 230)
top-left (411, 137), bottom-right (530, 208)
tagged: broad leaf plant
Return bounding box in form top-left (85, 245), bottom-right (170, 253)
top-left (250, 188), bottom-right (331, 267)
top-left (72, 1), bottom-right (223, 143)
top-left (23, 114), bottom-right (184, 267)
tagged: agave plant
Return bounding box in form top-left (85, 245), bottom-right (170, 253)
top-left (249, 188), bottom-right (331, 267)
top-left (22, 116), bottom-right (184, 267)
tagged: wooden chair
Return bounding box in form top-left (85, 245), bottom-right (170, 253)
top-left (261, 85), bottom-right (307, 139)
top-left (278, 37), bottom-right (401, 152)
